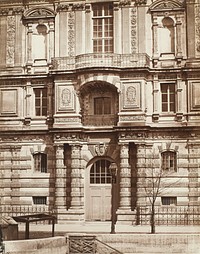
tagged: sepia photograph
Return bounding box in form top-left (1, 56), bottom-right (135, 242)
top-left (0, 0), bottom-right (200, 253)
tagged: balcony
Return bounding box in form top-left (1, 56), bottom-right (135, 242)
top-left (83, 115), bottom-right (118, 126)
top-left (51, 53), bottom-right (150, 71)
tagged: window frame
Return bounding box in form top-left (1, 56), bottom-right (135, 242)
top-left (161, 196), bottom-right (177, 206)
top-left (33, 152), bottom-right (47, 173)
top-left (94, 96), bottom-right (112, 115)
top-left (32, 196), bottom-right (47, 205)
top-left (90, 159), bottom-right (112, 184)
top-left (92, 3), bottom-right (114, 53)
top-left (34, 87), bottom-right (48, 117)
top-left (161, 83), bottom-right (176, 113)
top-left (161, 151), bottom-right (177, 172)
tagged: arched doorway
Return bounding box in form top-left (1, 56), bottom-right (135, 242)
top-left (85, 159), bottom-right (113, 221)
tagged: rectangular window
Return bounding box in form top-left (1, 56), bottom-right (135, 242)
top-left (33, 196), bottom-right (47, 205)
top-left (161, 197), bottom-right (177, 206)
top-left (161, 84), bottom-right (175, 113)
top-left (94, 97), bottom-right (111, 115)
top-left (34, 153), bottom-right (47, 173)
top-left (93, 3), bottom-right (113, 53)
top-left (162, 151), bottom-right (177, 172)
top-left (34, 88), bottom-right (47, 116)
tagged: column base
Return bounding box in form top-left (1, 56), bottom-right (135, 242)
top-left (116, 209), bottom-right (136, 225)
top-left (56, 208), bottom-right (85, 223)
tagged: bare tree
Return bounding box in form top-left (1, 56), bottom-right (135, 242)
top-left (143, 151), bottom-right (178, 234)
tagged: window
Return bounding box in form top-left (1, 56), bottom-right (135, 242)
top-left (161, 151), bottom-right (177, 172)
top-left (33, 196), bottom-right (47, 205)
top-left (93, 3), bottom-right (113, 53)
top-left (90, 159), bottom-right (111, 184)
top-left (161, 84), bottom-right (175, 113)
top-left (94, 97), bottom-right (111, 115)
top-left (34, 153), bottom-right (47, 173)
top-left (34, 88), bottom-right (47, 116)
top-left (161, 197), bottom-right (177, 206)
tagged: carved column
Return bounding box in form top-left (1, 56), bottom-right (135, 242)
top-left (136, 143), bottom-right (148, 208)
top-left (85, 4), bottom-right (92, 53)
top-left (70, 144), bottom-right (83, 210)
top-left (152, 15), bottom-right (159, 58)
top-left (113, 3), bottom-right (122, 54)
top-left (27, 23), bottom-right (33, 64)
top-left (175, 15), bottom-right (182, 57)
top-left (116, 143), bottom-right (135, 225)
top-left (176, 74), bottom-right (183, 121)
top-left (152, 74), bottom-right (159, 121)
top-left (24, 81), bottom-right (32, 125)
top-left (48, 20), bottom-right (55, 62)
top-left (119, 143), bottom-right (131, 209)
top-left (55, 145), bottom-right (66, 212)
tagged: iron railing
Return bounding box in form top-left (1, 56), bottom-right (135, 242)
top-left (51, 53), bottom-right (150, 71)
top-left (0, 205), bottom-right (50, 224)
top-left (137, 206), bottom-right (200, 226)
top-left (68, 235), bottom-right (123, 254)
top-left (83, 115), bottom-right (118, 126)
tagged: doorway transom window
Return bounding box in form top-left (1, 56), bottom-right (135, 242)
top-left (90, 159), bottom-right (111, 184)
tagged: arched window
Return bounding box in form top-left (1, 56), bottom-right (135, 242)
top-left (32, 24), bottom-right (47, 60)
top-left (158, 17), bottom-right (175, 54)
top-left (90, 159), bottom-right (111, 184)
top-left (33, 152), bottom-right (47, 173)
top-left (161, 151), bottom-right (177, 172)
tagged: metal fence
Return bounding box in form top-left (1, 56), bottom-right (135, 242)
top-left (0, 205), bottom-right (50, 224)
top-left (138, 206), bottom-right (200, 225)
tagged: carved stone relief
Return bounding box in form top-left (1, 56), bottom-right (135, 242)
top-left (68, 11), bottom-right (75, 56)
top-left (122, 82), bottom-right (141, 110)
top-left (131, 8), bottom-right (137, 54)
top-left (57, 85), bottom-right (75, 112)
top-left (6, 16), bottom-right (16, 66)
top-left (195, 5), bottom-right (200, 54)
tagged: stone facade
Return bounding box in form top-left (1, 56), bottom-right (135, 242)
top-left (0, 0), bottom-right (200, 225)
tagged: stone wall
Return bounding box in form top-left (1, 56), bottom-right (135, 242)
top-left (4, 236), bottom-right (67, 254)
top-left (97, 234), bottom-right (200, 254)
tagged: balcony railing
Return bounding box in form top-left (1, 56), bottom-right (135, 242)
top-left (83, 115), bottom-right (118, 126)
top-left (51, 53), bottom-right (150, 71)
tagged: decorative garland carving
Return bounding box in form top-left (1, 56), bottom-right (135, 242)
top-left (131, 8), bottom-right (137, 53)
top-left (68, 11), bottom-right (75, 56)
top-left (195, 5), bottom-right (200, 53)
top-left (57, 3), bottom-right (85, 12)
top-left (6, 16), bottom-right (16, 65)
top-left (135, 0), bottom-right (147, 5)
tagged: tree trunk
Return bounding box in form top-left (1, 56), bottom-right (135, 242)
top-left (150, 203), bottom-right (155, 234)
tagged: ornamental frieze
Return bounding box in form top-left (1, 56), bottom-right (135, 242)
top-left (57, 3), bottom-right (85, 12)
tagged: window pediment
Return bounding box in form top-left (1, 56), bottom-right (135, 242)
top-left (149, 0), bottom-right (184, 12)
top-left (23, 7), bottom-right (56, 21)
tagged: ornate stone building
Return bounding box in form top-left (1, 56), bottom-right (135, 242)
top-left (0, 0), bottom-right (200, 226)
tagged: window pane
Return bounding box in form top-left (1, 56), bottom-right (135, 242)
top-left (90, 160), bottom-right (112, 184)
top-left (104, 97), bottom-right (111, 114)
